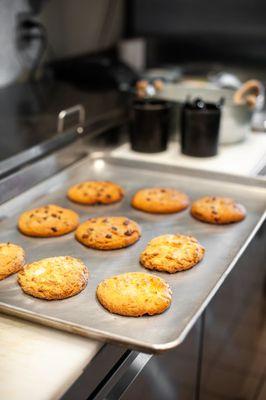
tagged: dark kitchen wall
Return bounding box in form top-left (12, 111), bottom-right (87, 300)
top-left (126, 0), bottom-right (266, 67)
top-left (0, 0), bottom-right (123, 87)
top-left (127, 0), bottom-right (266, 37)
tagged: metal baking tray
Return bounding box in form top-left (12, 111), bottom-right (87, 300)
top-left (0, 154), bottom-right (265, 353)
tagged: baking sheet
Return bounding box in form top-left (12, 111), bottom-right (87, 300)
top-left (0, 155), bottom-right (265, 353)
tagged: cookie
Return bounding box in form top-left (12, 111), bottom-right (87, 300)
top-left (18, 204), bottom-right (79, 237)
top-left (191, 196), bottom-right (246, 224)
top-left (17, 256), bottom-right (89, 300)
top-left (140, 234), bottom-right (205, 273)
top-left (75, 216), bottom-right (141, 250)
top-left (67, 181), bottom-right (124, 205)
top-left (0, 243), bottom-right (25, 280)
top-left (131, 187), bottom-right (189, 214)
top-left (96, 272), bottom-right (172, 316)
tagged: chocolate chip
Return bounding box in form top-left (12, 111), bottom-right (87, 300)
top-left (29, 214), bottom-right (34, 218)
top-left (146, 197), bottom-right (151, 201)
top-left (111, 226), bottom-right (118, 231)
top-left (102, 218), bottom-right (108, 223)
top-left (123, 220), bottom-right (130, 226)
top-left (51, 227), bottom-right (58, 232)
top-left (105, 234), bottom-right (112, 239)
top-left (58, 210), bottom-right (63, 214)
top-left (51, 213), bottom-right (57, 218)
top-left (106, 194), bottom-right (112, 199)
top-left (160, 189), bottom-right (166, 193)
top-left (124, 230), bottom-right (133, 236)
top-left (212, 210), bottom-right (218, 215)
top-left (82, 234), bottom-right (89, 239)
top-left (88, 228), bottom-right (94, 232)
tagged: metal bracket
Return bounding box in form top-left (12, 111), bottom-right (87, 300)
top-left (57, 104), bottom-right (86, 134)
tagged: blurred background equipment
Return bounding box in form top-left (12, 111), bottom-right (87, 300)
top-left (129, 99), bottom-right (172, 153)
top-left (180, 98), bottom-right (221, 157)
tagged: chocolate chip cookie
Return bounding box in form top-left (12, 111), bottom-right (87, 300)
top-left (131, 187), bottom-right (189, 214)
top-left (191, 196), bottom-right (246, 224)
top-left (75, 216), bottom-right (141, 250)
top-left (67, 181), bottom-right (124, 205)
top-left (18, 204), bottom-right (79, 237)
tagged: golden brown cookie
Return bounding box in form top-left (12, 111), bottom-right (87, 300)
top-left (191, 196), bottom-right (246, 224)
top-left (18, 204), bottom-right (79, 237)
top-left (96, 272), bottom-right (172, 316)
top-left (0, 243), bottom-right (25, 280)
top-left (67, 181), bottom-right (124, 205)
top-left (140, 234), bottom-right (205, 273)
top-left (131, 187), bottom-right (189, 214)
top-left (17, 256), bottom-right (89, 300)
top-left (75, 216), bottom-right (141, 250)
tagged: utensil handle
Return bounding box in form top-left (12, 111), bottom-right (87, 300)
top-left (234, 80), bottom-right (265, 110)
top-left (57, 104), bottom-right (86, 133)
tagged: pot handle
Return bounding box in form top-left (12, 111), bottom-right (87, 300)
top-left (234, 80), bottom-right (265, 110)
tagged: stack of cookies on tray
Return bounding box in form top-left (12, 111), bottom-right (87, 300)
top-left (0, 179), bottom-right (246, 317)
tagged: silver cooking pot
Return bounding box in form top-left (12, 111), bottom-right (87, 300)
top-left (153, 80), bottom-right (265, 144)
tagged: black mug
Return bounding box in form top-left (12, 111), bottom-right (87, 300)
top-left (180, 98), bottom-right (221, 157)
top-left (129, 99), bottom-right (172, 153)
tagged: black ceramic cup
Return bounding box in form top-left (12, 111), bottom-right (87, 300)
top-left (129, 99), bottom-right (172, 153)
top-left (180, 99), bottom-right (221, 157)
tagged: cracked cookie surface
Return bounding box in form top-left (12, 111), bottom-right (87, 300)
top-left (96, 271), bottom-right (172, 316)
top-left (0, 243), bottom-right (25, 280)
top-left (140, 234), bottom-right (205, 273)
top-left (18, 256), bottom-right (89, 300)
